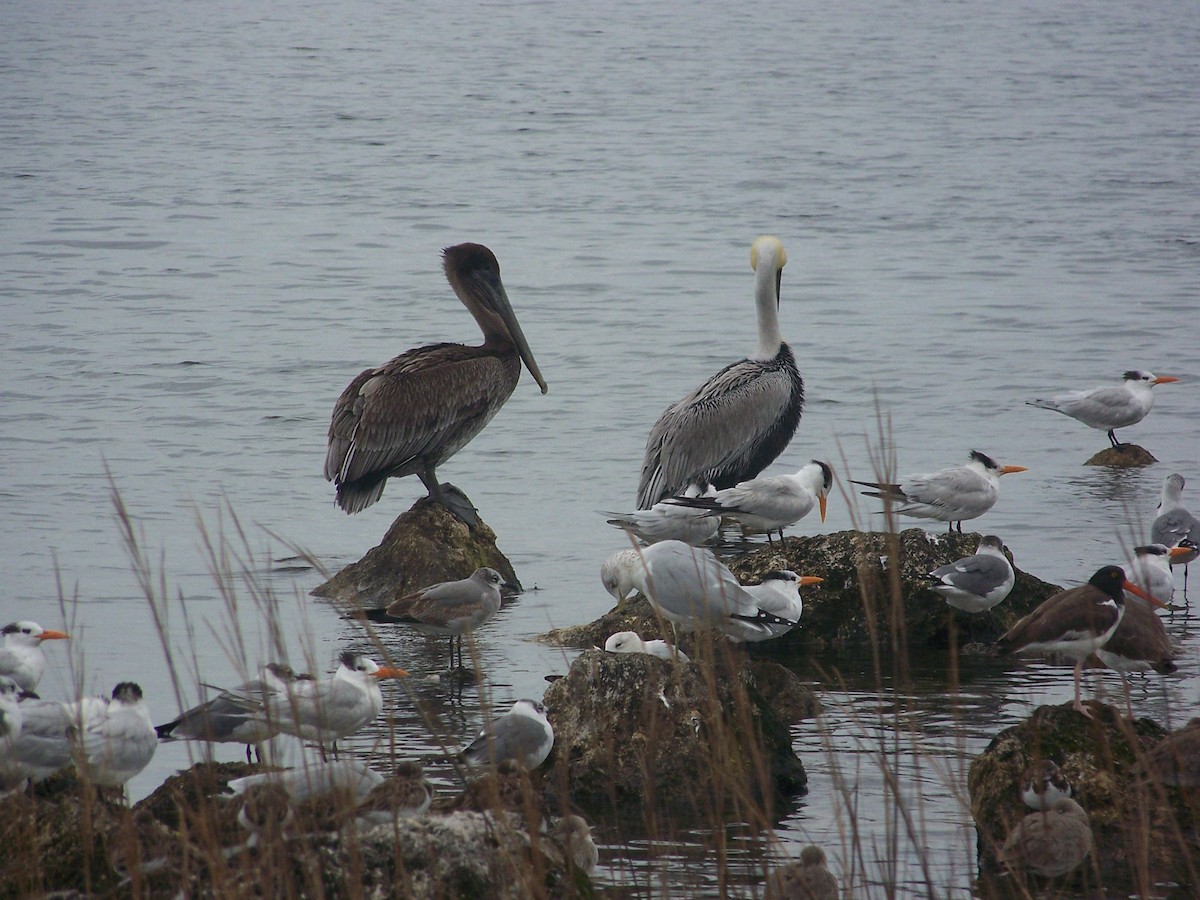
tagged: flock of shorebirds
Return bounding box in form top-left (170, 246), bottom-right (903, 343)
top-left (4, 236), bottom-right (1197, 890)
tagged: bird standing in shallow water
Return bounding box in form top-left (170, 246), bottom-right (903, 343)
top-left (637, 236), bottom-right (804, 509)
top-left (325, 243), bottom-right (547, 522)
top-left (996, 565), bottom-right (1160, 718)
top-left (1151, 473), bottom-right (1200, 597)
top-left (1026, 369), bottom-right (1178, 449)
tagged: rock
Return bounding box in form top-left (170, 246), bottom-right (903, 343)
top-left (539, 530), bottom-right (1062, 653)
top-left (968, 702), bottom-right (1200, 889)
top-left (1, 758), bottom-right (589, 898)
top-left (1084, 444), bottom-right (1157, 467)
top-left (542, 648), bottom-right (806, 815)
top-left (312, 497), bottom-right (522, 608)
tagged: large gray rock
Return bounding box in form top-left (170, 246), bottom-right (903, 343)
top-left (313, 498), bottom-right (522, 608)
top-left (542, 648), bottom-right (806, 815)
top-left (540, 530), bottom-right (1062, 653)
top-left (968, 702), bottom-right (1199, 891)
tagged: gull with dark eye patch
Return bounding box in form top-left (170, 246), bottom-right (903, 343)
top-left (923, 535), bottom-right (1015, 613)
top-left (1151, 473), bottom-right (1200, 596)
top-left (325, 243), bottom-right (547, 524)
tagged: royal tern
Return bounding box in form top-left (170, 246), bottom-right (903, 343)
top-left (637, 236), bottom-right (804, 509)
top-left (257, 653), bottom-right (407, 758)
top-left (601, 549), bottom-right (645, 609)
top-left (353, 760), bottom-right (433, 826)
top-left (1026, 370), bottom-right (1178, 448)
top-left (765, 845), bottom-right (839, 900)
top-left (996, 566), bottom-right (1159, 718)
top-left (851, 451), bottom-right (1027, 533)
top-left (635, 540), bottom-right (799, 642)
top-left (923, 535), bottom-right (1015, 613)
top-left (1125, 542), bottom-right (1192, 607)
top-left (76, 682), bottom-right (158, 789)
top-left (1151, 474), bottom-right (1200, 595)
top-left (1020, 759), bottom-right (1072, 811)
top-left (1000, 798), bottom-right (1093, 878)
top-left (603, 631), bottom-right (690, 663)
top-left (605, 483), bottom-right (721, 546)
top-left (460, 698), bottom-right (554, 770)
top-left (665, 460), bottom-right (833, 542)
top-left (0, 621), bottom-right (69, 694)
top-left (155, 663), bottom-right (307, 762)
top-left (741, 571), bottom-right (824, 640)
top-left (551, 814), bottom-right (599, 875)
top-left (377, 567), bottom-right (504, 670)
top-left (325, 243), bottom-right (547, 521)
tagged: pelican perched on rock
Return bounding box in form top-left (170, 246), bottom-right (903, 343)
top-left (325, 243), bottom-right (548, 522)
top-left (636, 236), bottom-right (804, 509)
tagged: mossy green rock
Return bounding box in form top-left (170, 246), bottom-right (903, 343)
top-left (968, 702), bottom-right (1200, 891)
top-left (312, 498), bottom-right (521, 608)
top-left (542, 648), bottom-right (806, 816)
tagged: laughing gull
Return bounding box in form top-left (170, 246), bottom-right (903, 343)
top-left (605, 483), bottom-right (720, 546)
top-left (604, 631), bottom-right (689, 663)
top-left (460, 699), bottom-right (553, 770)
top-left (155, 663), bottom-right (308, 762)
top-left (923, 535), bottom-right (1015, 613)
top-left (1151, 474), bottom-right (1200, 595)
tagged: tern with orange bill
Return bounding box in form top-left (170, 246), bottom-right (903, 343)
top-left (1026, 370), bottom-right (1178, 448)
top-left (664, 460), bottom-right (832, 542)
top-left (852, 451), bottom-right (1027, 533)
top-left (0, 621), bottom-right (69, 694)
top-left (995, 565), bottom-right (1163, 718)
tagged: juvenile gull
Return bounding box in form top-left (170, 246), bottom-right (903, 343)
top-left (851, 451), bottom-right (1027, 533)
top-left (1026, 369), bottom-right (1178, 448)
top-left (637, 236), bottom-right (804, 508)
top-left (377, 567), bottom-right (505, 670)
top-left (765, 845), bottom-right (839, 900)
top-left (0, 621), bottom-right (69, 694)
top-left (923, 535), bottom-right (1014, 613)
top-left (1000, 797), bottom-right (1093, 878)
top-left (461, 699), bottom-right (553, 770)
top-left (325, 243), bottom-right (547, 520)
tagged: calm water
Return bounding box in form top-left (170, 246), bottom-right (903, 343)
top-left (3, 1), bottom-right (1199, 895)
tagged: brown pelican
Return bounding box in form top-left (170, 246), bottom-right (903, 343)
top-left (636, 235), bottom-right (804, 509)
top-left (325, 243), bottom-right (547, 520)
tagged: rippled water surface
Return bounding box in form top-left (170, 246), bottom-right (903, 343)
top-left (3, 1), bottom-right (1199, 896)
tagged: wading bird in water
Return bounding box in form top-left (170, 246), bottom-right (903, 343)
top-left (637, 236), bottom-right (804, 509)
top-left (325, 243), bottom-right (548, 523)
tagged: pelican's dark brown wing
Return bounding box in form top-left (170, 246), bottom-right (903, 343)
top-left (325, 344), bottom-right (519, 512)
